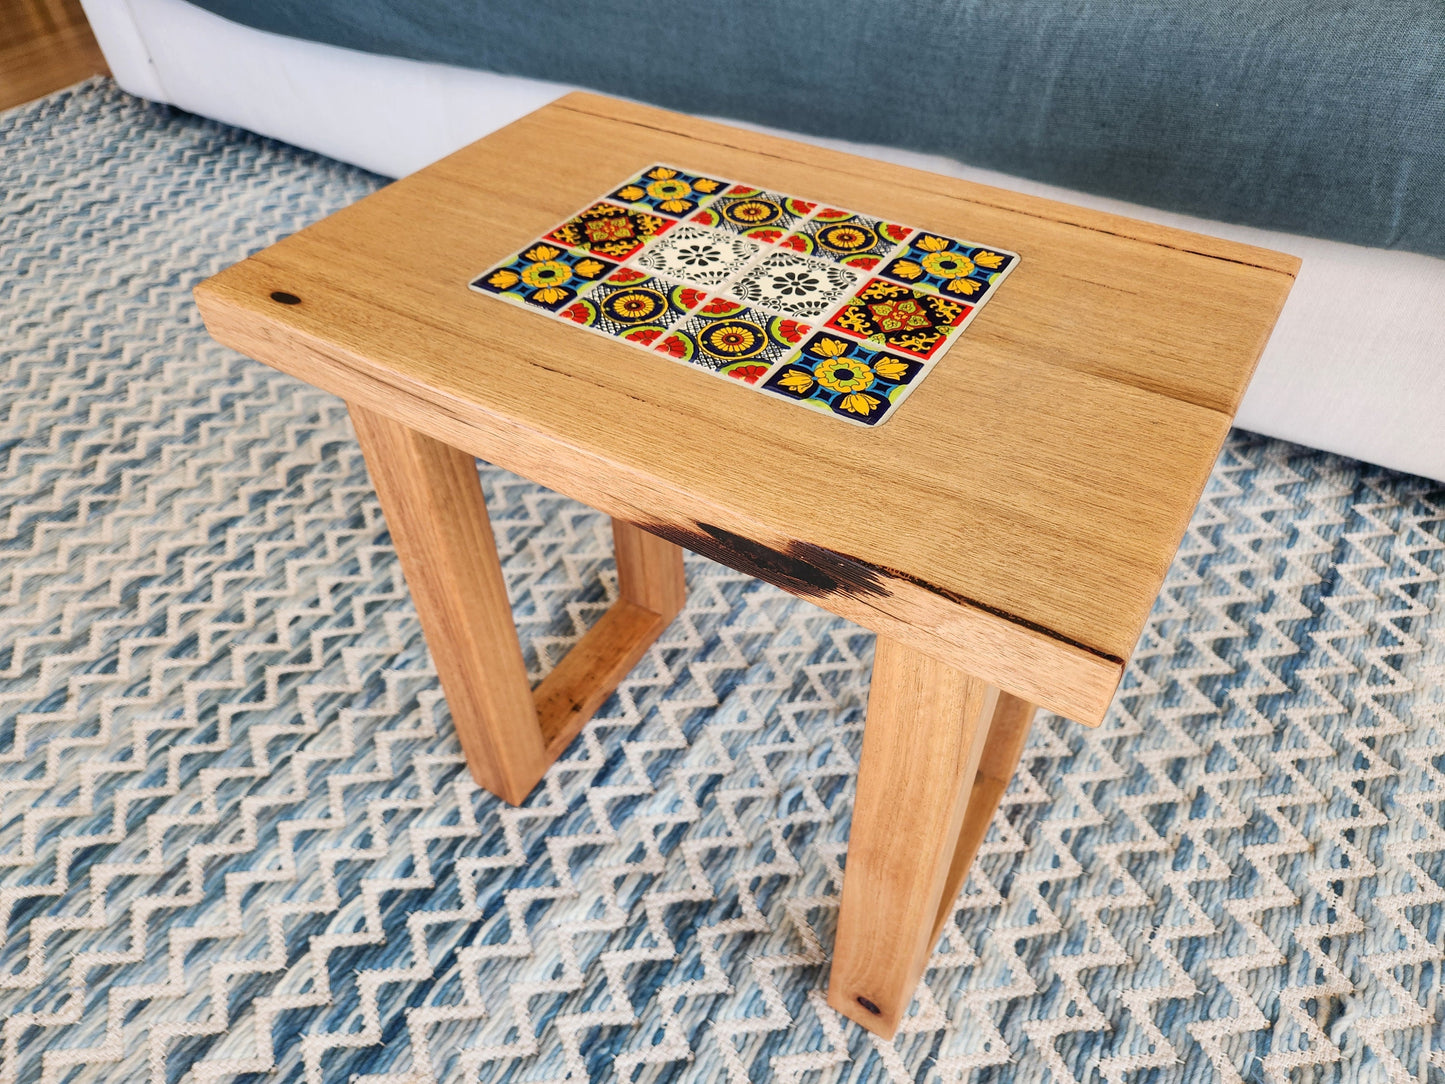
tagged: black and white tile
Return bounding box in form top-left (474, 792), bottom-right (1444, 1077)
top-left (634, 224), bottom-right (760, 287)
top-left (726, 250), bottom-right (859, 319)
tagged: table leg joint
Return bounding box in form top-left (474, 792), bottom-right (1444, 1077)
top-left (349, 402), bottom-right (685, 806)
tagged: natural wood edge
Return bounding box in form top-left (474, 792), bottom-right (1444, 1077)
top-left (549, 91), bottom-right (1303, 280)
top-left (192, 281), bottom-right (1124, 725)
top-left (534, 598), bottom-right (669, 761)
top-left (830, 685), bottom-right (1037, 1040)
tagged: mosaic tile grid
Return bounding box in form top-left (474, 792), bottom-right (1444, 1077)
top-left (762, 331), bottom-right (930, 425)
top-left (658, 308), bottom-right (811, 373)
top-left (635, 223), bottom-right (759, 286)
top-left (469, 163), bottom-right (1021, 427)
top-left (690, 185), bottom-right (816, 243)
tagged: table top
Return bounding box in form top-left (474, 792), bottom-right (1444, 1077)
top-left (194, 92), bottom-right (1298, 725)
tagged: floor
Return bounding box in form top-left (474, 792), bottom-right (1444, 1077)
top-left (0, 0), bottom-right (107, 112)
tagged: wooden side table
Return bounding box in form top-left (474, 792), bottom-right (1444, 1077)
top-left (195, 93), bottom-right (1297, 1039)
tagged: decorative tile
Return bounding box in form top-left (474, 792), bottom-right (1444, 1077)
top-left (543, 200), bottom-right (674, 260)
top-left (780, 208), bottom-right (914, 270)
top-left (717, 358), bottom-right (776, 385)
top-left (878, 232), bottom-right (1018, 303)
top-left (471, 242), bottom-right (617, 312)
top-left (655, 309), bottom-right (810, 371)
top-left (555, 267), bottom-right (707, 347)
top-left (687, 294), bottom-right (752, 321)
top-left (468, 163), bottom-right (1020, 425)
top-left (690, 186), bottom-right (815, 243)
top-left (608, 165), bottom-right (728, 218)
top-left (727, 251), bottom-right (859, 319)
top-left (761, 332), bottom-right (927, 426)
top-left (635, 224), bottom-right (760, 286)
top-left (823, 278), bottom-right (970, 360)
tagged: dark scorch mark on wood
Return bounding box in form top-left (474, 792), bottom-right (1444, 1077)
top-left (638, 521), bottom-right (889, 601)
top-left (635, 520), bottom-right (1124, 666)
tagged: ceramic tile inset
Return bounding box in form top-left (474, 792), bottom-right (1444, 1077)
top-left (656, 309), bottom-right (810, 371)
top-left (878, 233), bottom-right (1019, 303)
top-left (608, 165), bottom-right (727, 218)
top-left (824, 278), bottom-right (970, 360)
top-left (471, 242), bottom-right (617, 312)
top-left (781, 208), bottom-right (914, 271)
top-left (556, 267), bottom-right (707, 347)
top-left (717, 358), bottom-right (777, 385)
top-left (467, 163), bottom-right (1019, 427)
top-left (683, 295), bottom-right (753, 321)
top-left (727, 251), bottom-right (859, 319)
top-left (635, 224), bottom-right (760, 286)
top-left (691, 186), bottom-right (815, 243)
top-left (544, 200), bottom-right (674, 260)
top-left (762, 332), bottom-right (927, 426)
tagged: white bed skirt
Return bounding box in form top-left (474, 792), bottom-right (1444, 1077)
top-left (83, 0), bottom-right (1445, 482)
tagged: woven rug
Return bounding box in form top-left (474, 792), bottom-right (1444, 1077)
top-left (2, 80), bottom-right (1443, 1084)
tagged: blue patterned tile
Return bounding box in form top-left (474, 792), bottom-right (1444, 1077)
top-left (470, 242), bottom-right (616, 312)
top-left (877, 232), bottom-right (1017, 303)
top-left (607, 164), bottom-right (728, 218)
top-left (761, 331), bottom-right (926, 425)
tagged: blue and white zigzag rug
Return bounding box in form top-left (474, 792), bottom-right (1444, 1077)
top-left (1, 80), bottom-right (1443, 1084)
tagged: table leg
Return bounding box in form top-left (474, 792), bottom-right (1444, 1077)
top-left (827, 635), bottom-right (1036, 1039)
top-left (927, 690), bottom-right (1037, 952)
top-left (531, 519), bottom-right (685, 759)
top-left (349, 404), bottom-right (684, 805)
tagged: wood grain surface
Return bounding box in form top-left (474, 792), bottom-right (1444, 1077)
top-left (532, 520), bottom-right (686, 758)
top-left (349, 402), bottom-right (548, 803)
top-left (351, 406), bottom-right (688, 802)
top-left (0, 0), bottom-right (106, 112)
top-left (927, 691), bottom-right (1037, 952)
top-left (196, 91), bottom-right (1298, 725)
